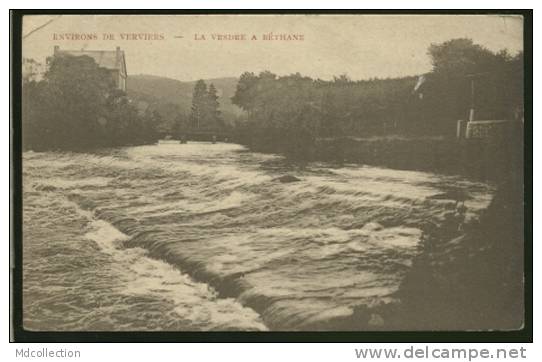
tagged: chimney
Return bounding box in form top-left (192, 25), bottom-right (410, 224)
top-left (54, 45), bottom-right (59, 55)
top-left (116, 46), bottom-right (121, 61)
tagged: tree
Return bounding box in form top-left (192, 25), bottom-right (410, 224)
top-left (22, 79), bottom-right (48, 149)
top-left (428, 38), bottom-right (498, 76)
top-left (28, 55), bottom-right (113, 149)
top-left (229, 38), bottom-right (523, 147)
top-left (190, 79), bottom-right (208, 130)
top-left (172, 112), bottom-right (189, 138)
top-left (206, 83), bottom-right (222, 130)
top-left (22, 54), bottom-right (158, 150)
top-left (189, 80), bottom-right (223, 132)
top-left (231, 72), bottom-right (259, 119)
top-left (425, 38), bottom-right (521, 128)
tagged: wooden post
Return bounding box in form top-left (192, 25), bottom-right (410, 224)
top-left (457, 120), bottom-right (466, 139)
top-left (469, 78), bottom-right (475, 122)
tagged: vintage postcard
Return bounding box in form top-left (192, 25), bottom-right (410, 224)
top-left (13, 12), bottom-right (528, 337)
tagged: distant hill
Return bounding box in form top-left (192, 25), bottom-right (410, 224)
top-left (127, 74), bottom-right (243, 128)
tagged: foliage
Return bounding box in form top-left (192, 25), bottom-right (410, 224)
top-left (127, 74), bottom-right (243, 129)
top-left (22, 55), bottom-right (159, 151)
top-left (231, 38), bottom-right (524, 157)
top-left (188, 80), bottom-right (224, 132)
top-left (231, 71), bottom-right (420, 156)
top-left (422, 39), bottom-right (524, 128)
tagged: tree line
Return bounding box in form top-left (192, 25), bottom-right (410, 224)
top-left (230, 38), bottom-right (524, 154)
top-left (22, 55), bottom-right (160, 151)
top-left (22, 38), bottom-right (523, 153)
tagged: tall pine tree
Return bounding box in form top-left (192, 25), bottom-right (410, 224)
top-left (190, 79), bottom-right (208, 130)
top-left (190, 80), bottom-right (222, 131)
top-left (207, 83), bottom-right (221, 130)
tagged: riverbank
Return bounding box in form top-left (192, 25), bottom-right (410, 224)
top-left (346, 134), bottom-right (525, 330)
top-left (395, 175), bottom-right (524, 330)
top-left (236, 126), bottom-right (523, 182)
top-left (296, 175), bottom-right (525, 331)
top-left (375, 173), bottom-right (524, 331)
top-left (237, 132), bottom-right (525, 330)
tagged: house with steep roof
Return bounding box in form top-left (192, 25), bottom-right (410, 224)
top-left (51, 46), bottom-right (127, 92)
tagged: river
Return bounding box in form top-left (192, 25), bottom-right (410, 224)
top-left (22, 142), bottom-right (494, 331)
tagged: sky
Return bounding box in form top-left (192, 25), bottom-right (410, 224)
top-left (22, 14), bottom-right (524, 82)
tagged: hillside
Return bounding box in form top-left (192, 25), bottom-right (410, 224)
top-left (127, 74), bottom-right (244, 126)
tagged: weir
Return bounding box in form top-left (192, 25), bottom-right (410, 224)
top-left (160, 130), bottom-right (232, 143)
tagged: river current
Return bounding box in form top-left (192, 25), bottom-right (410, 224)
top-left (22, 143), bottom-right (494, 331)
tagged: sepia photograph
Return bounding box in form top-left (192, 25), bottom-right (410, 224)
top-left (11, 11), bottom-right (529, 339)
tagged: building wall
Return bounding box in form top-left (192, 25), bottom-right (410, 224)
top-left (119, 74), bottom-right (126, 92)
top-left (110, 69), bottom-right (126, 92)
top-left (52, 46), bottom-right (127, 92)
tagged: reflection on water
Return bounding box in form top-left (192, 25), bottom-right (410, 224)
top-left (22, 143), bottom-right (494, 330)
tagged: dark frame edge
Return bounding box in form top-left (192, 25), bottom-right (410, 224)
top-left (9, 9), bottom-right (533, 343)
